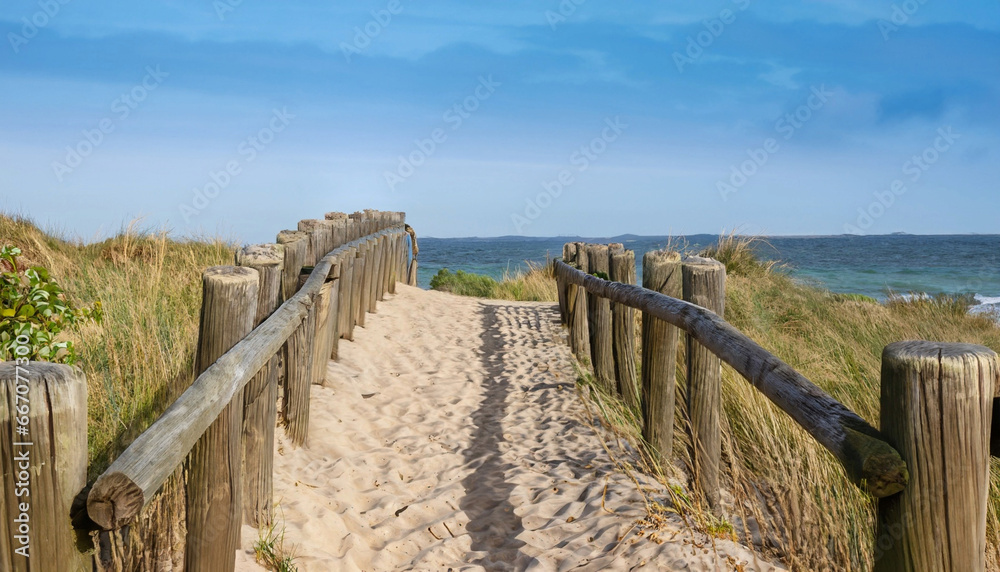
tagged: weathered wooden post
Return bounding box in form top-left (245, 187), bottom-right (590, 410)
top-left (338, 247), bottom-right (356, 341)
top-left (297, 220), bottom-right (325, 267)
top-left (557, 243), bottom-right (575, 323)
top-left (0, 362), bottom-right (87, 571)
top-left (875, 342), bottom-right (996, 572)
top-left (311, 264), bottom-right (340, 382)
top-left (353, 241), bottom-right (369, 328)
top-left (368, 237), bottom-right (383, 311)
top-left (406, 224), bottom-right (419, 287)
top-left (186, 266), bottom-right (259, 572)
top-left (610, 249), bottom-right (639, 410)
top-left (235, 245), bottom-right (283, 529)
top-left (682, 256), bottom-right (725, 509)
top-left (356, 240), bottom-right (372, 327)
top-left (276, 230), bottom-right (308, 302)
top-left (586, 244), bottom-right (615, 393)
top-left (283, 272), bottom-right (316, 448)
top-left (568, 243), bottom-right (591, 362)
top-left (641, 250), bottom-right (682, 466)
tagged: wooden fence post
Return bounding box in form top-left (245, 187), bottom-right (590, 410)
top-left (186, 266), bottom-right (259, 572)
top-left (682, 256), bottom-right (725, 509)
top-left (558, 243), bottom-right (576, 323)
top-left (353, 242), bottom-right (368, 328)
top-left (641, 250), bottom-right (682, 466)
top-left (406, 224), bottom-right (419, 287)
top-left (338, 248), bottom-right (356, 341)
top-left (585, 244), bottom-right (615, 393)
top-left (234, 245), bottom-right (283, 529)
top-left (610, 249), bottom-right (639, 411)
top-left (568, 243), bottom-right (591, 362)
top-left (875, 342), bottom-right (996, 572)
top-left (0, 362), bottom-right (87, 571)
top-left (283, 271), bottom-right (316, 448)
top-left (311, 265), bottom-right (340, 382)
top-left (276, 231), bottom-right (308, 300)
top-left (368, 237), bottom-right (382, 312)
top-left (356, 241), bottom-right (371, 327)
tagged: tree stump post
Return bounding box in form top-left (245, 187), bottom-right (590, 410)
top-left (234, 245), bottom-right (283, 529)
top-left (682, 256), bottom-right (725, 509)
top-left (875, 342), bottom-right (997, 572)
top-left (641, 250), bottom-right (682, 466)
top-left (586, 244), bottom-right (615, 393)
top-left (186, 266), bottom-right (259, 572)
top-left (610, 249), bottom-right (639, 411)
top-left (0, 362), bottom-right (87, 571)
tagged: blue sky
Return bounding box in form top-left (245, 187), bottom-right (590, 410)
top-left (1, 1), bottom-right (997, 242)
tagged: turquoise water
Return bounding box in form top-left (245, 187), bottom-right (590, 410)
top-left (417, 235), bottom-right (1000, 313)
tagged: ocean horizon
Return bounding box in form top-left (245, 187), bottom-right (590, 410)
top-left (416, 234), bottom-right (1000, 316)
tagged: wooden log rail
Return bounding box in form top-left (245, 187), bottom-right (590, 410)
top-left (86, 214), bottom-right (408, 534)
top-left (554, 257), bottom-right (908, 498)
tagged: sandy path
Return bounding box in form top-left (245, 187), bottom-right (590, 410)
top-left (236, 286), bottom-right (782, 571)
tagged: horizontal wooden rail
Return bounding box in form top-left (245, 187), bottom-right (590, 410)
top-left (86, 226), bottom-right (404, 530)
top-left (554, 259), bottom-right (908, 498)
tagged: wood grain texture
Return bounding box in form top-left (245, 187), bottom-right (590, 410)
top-left (338, 249), bottom-right (356, 341)
top-left (553, 259), bottom-right (907, 497)
top-left (275, 231), bottom-right (308, 302)
top-left (355, 241), bottom-right (370, 328)
top-left (875, 342), bottom-right (996, 572)
top-left (682, 256), bottom-right (726, 509)
top-left (585, 244), bottom-right (615, 393)
top-left (610, 249), bottom-right (639, 411)
top-left (368, 237), bottom-right (382, 312)
top-left (186, 265), bottom-right (259, 572)
top-left (235, 245), bottom-right (283, 529)
top-left (568, 244), bottom-right (591, 362)
top-left (0, 362), bottom-right (88, 572)
top-left (641, 250), bottom-right (682, 466)
top-left (87, 227), bottom-right (403, 531)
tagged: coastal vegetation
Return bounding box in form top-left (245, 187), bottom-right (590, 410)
top-left (5, 211), bottom-right (998, 570)
top-left (432, 233), bottom-right (1000, 570)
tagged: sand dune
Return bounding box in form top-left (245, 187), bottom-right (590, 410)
top-left (236, 286), bottom-right (782, 571)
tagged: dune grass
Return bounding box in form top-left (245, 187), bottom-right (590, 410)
top-left (0, 214), bottom-right (234, 478)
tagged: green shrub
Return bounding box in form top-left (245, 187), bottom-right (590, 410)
top-left (429, 268), bottom-right (499, 298)
top-left (0, 245), bottom-right (101, 364)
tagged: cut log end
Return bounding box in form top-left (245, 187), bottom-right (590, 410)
top-left (87, 472), bottom-right (145, 530)
top-left (841, 427), bottom-right (908, 498)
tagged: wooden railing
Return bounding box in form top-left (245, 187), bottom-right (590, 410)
top-left (0, 209), bottom-right (418, 571)
top-left (554, 241), bottom-right (998, 572)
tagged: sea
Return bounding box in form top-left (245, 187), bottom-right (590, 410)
top-left (416, 235), bottom-right (1000, 317)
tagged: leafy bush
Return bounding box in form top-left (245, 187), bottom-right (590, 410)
top-left (429, 268), bottom-right (499, 297)
top-left (0, 245), bottom-right (101, 363)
